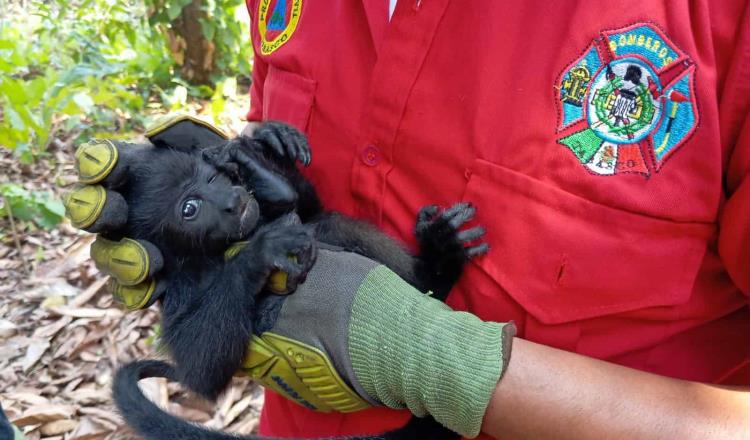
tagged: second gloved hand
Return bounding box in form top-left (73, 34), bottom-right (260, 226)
top-left (246, 248), bottom-right (515, 438)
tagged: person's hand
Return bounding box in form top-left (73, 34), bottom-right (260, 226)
top-left (62, 114), bottom-right (232, 309)
top-left (245, 248), bottom-right (516, 438)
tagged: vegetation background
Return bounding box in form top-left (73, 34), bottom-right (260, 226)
top-left (0, 1), bottom-right (264, 438)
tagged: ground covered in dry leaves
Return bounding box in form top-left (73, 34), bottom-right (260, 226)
top-left (0, 100), bottom-right (269, 439)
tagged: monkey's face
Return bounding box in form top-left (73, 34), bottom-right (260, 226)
top-left (126, 149), bottom-right (261, 256)
top-left (174, 161), bottom-right (260, 245)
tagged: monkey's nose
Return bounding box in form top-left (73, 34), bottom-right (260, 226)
top-left (225, 187), bottom-right (249, 214)
top-left (224, 190), bottom-right (242, 214)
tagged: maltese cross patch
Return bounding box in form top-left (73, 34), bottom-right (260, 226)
top-left (555, 23), bottom-right (698, 177)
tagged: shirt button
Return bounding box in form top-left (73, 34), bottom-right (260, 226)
top-left (361, 144), bottom-right (381, 167)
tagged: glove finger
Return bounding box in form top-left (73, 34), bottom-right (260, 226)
top-left (91, 237), bottom-right (164, 286)
top-left (111, 277), bottom-right (167, 310)
top-left (75, 139), bottom-right (138, 189)
top-left (63, 185), bottom-right (128, 232)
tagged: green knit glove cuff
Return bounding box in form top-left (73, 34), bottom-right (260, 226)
top-left (348, 266), bottom-right (515, 438)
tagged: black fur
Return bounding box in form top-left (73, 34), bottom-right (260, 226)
top-left (0, 403), bottom-right (13, 440)
top-left (112, 122), bottom-right (485, 440)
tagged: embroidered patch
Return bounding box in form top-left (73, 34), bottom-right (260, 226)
top-left (555, 23), bottom-right (698, 177)
top-left (258, 0), bottom-right (302, 55)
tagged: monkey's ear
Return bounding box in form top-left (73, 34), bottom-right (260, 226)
top-left (146, 114), bottom-right (228, 151)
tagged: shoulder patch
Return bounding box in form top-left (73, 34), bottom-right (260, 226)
top-left (555, 23), bottom-right (698, 177)
top-left (258, 0), bottom-right (303, 55)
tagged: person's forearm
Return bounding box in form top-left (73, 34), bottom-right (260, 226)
top-left (482, 338), bottom-right (750, 439)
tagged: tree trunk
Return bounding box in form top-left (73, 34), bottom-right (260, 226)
top-left (170, 0), bottom-right (215, 85)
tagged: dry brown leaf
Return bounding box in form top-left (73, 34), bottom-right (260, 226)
top-left (79, 351), bottom-right (99, 363)
top-left (35, 235), bottom-right (95, 280)
top-left (223, 393), bottom-right (254, 427)
top-left (12, 404), bottom-right (75, 426)
top-left (40, 419), bottom-right (79, 436)
top-left (21, 339), bottom-right (50, 372)
top-left (67, 388), bottom-right (108, 405)
top-left (40, 295), bottom-right (67, 309)
top-left (168, 403), bottom-right (211, 423)
top-left (4, 392), bottom-right (49, 406)
top-left (69, 417), bottom-right (109, 440)
top-left (25, 278), bottom-right (80, 301)
top-left (77, 407), bottom-right (121, 426)
top-left (47, 306), bottom-right (123, 319)
top-left (69, 276), bottom-right (109, 307)
top-left (0, 318), bottom-right (18, 338)
top-left (227, 414), bottom-right (259, 435)
top-left (33, 316), bottom-right (72, 339)
top-left (138, 377), bottom-right (168, 409)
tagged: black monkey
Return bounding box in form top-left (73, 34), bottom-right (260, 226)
top-left (112, 122), bottom-right (486, 440)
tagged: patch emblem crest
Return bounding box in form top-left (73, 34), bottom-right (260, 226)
top-left (555, 23), bottom-right (698, 177)
top-left (258, 0), bottom-right (302, 55)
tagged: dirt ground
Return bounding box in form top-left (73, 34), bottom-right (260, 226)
top-left (0, 96), bottom-right (268, 439)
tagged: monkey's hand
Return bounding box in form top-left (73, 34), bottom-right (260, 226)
top-left (248, 215), bottom-right (317, 291)
top-left (245, 249), bottom-right (515, 438)
top-left (414, 203), bottom-right (489, 300)
top-left (252, 121), bottom-right (311, 166)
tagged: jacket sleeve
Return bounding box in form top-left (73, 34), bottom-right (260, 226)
top-left (246, 0), bottom-right (268, 122)
top-left (717, 2), bottom-right (750, 298)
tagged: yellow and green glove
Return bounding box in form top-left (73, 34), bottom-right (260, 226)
top-left (247, 248), bottom-right (516, 438)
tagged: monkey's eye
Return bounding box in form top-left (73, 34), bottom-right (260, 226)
top-left (181, 198), bottom-right (202, 220)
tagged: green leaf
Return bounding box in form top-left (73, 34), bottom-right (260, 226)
top-left (5, 106), bottom-right (27, 131)
top-left (167, 2), bottom-right (186, 20)
top-left (199, 19), bottom-right (216, 40)
top-left (73, 92), bottom-right (95, 113)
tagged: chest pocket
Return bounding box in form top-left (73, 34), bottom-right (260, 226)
top-left (463, 159), bottom-right (715, 325)
top-left (262, 65), bottom-right (316, 133)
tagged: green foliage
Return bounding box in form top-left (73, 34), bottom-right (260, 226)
top-left (0, 0), bottom-right (251, 161)
top-left (0, 183), bottom-right (65, 230)
top-left (147, 0), bottom-right (252, 84)
top-left (0, 0), bottom-right (175, 160)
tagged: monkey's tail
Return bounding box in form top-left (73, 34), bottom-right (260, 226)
top-left (113, 360), bottom-right (258, 440)
top-left (113, 360), bottom-right (454, 440)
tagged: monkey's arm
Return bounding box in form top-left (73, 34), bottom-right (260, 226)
top-left (160, 255), bottom-right (265, 399)
top-left (160, 223), bottom-right (316, 399)
top-left (204, 136), bottom-right (323, 221)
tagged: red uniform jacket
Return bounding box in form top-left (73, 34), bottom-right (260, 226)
top-left (244, 0), bottom-right (750, 438)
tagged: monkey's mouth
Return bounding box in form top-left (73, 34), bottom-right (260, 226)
top-left (237, 197), bottom-right (260, 239)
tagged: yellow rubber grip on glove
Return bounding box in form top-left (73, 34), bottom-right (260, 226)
top-left (241, 332), bottom-right (370, 413)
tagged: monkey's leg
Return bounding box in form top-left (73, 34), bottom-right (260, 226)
top-left (311, 212), bottom-right (423, 289)
top-left (414, 203), bottom-right (488, 301)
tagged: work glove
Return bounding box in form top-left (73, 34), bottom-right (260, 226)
top-left (245, 248), bottom-right (516, 438)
